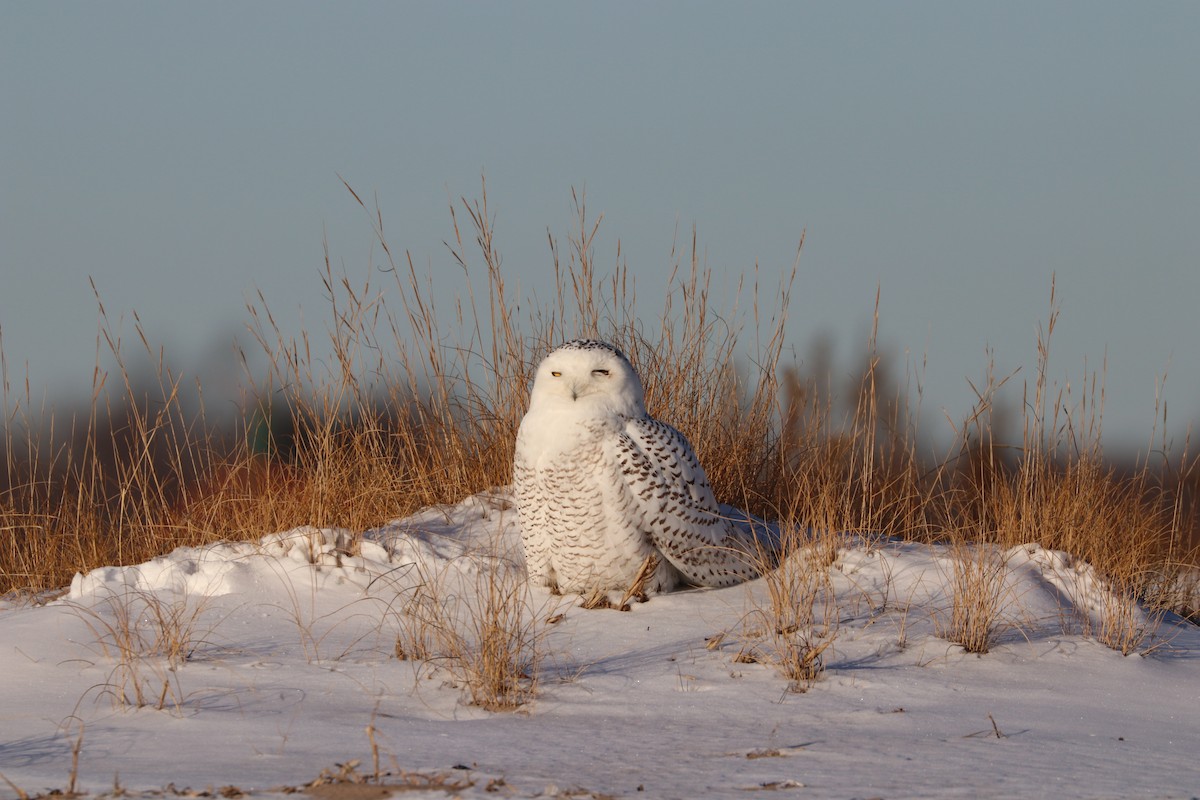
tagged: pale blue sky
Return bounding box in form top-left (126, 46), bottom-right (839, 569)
top-left (3, 2), bottom-right (1198, 450)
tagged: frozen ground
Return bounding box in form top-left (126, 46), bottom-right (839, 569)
top-left (2, 491), bottom-right (1198, 799)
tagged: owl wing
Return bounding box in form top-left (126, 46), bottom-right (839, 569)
top-left (614, 416), bottom-right (772, 588)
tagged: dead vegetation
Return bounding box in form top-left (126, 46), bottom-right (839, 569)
top-left (2, 182), bottom-right (1197, 668)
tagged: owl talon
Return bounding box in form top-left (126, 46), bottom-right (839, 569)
top-left (617, 554), bottom-right (659, 608)
top-left (579, 588), bottom-right (616, 610)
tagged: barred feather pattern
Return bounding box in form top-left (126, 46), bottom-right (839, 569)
top-left (513, 339), bottom-right (769, 597)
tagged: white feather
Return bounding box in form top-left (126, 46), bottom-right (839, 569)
top-left (513, 339), bottom-right (774, 596)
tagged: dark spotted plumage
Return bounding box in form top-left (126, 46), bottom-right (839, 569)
top-left (513, 340), bottom-right (775, 597)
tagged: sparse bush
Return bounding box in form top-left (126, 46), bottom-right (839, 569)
top-left (68, 583), bottom-right (219, 712)
top-left (390, 540), bottom-right (554, 710)
top-left (734, 524), bottom-right (839, 692)
top-left (936, 540), bottom-right (1011, 654)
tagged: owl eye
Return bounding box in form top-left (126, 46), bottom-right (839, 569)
top-left (592, 369), bottom-right (610, 377)
top-left (551, 371), bottom-right (562, 378)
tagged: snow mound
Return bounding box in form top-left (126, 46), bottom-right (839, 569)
top-left (1, 491), bottom-right (1197, 799)
top-left (65, 491), bottom-right (519, 604)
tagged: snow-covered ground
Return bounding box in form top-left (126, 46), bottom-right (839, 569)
top-left (2, 492), bottom-right (1198, 799)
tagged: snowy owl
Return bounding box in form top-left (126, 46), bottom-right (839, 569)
top-left (513, 339), bottom-right (774, 599)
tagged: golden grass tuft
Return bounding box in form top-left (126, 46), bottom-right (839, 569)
top-left (936, 539), bottom-right (1011, 654)
top-left (68, 585), bottom-right (218, 712)
top-left (733, 524), bottom-right (840, 691)
top-left (390, 541), bottom-right (554, 711)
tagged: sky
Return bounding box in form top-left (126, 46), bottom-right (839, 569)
top-left (3, 1), bottom-right (1198, 452)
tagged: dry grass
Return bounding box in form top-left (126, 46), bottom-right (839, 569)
top-left (1, 181), bottom-right (793, 594)
top-left (67, 585), bottom-right (219, 713)
top-left (389, 540), bottom-right (554, 710)
top-left (1089, 573), bottom-right (1165, 656)
top-left (935, 539), bottom-right (1012, 654)
top-left (2, 184), bottom-right (1197, 665)
top-left (733, 524), bottom-right (840, 691)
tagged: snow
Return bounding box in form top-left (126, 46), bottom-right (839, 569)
top-left (2, 491), bottom-right (1198, 799)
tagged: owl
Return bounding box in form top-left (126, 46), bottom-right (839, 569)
top-left (513, 339), bottom-right (774, 599)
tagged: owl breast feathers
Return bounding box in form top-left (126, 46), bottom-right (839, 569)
top-left (513, 339), bottom-right (776, 597)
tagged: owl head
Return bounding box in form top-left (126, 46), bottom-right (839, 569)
top-left (527, 339), bottom-right (646, 418)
